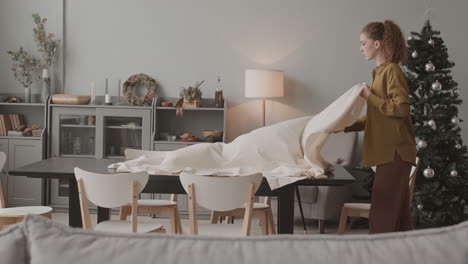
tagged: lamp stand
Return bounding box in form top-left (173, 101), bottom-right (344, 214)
top-left (262, 98), bottom-right (266, 127)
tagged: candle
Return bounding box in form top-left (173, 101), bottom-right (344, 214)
top-left (90, 81), bottom-right (96, 104)
top-left (104, 78), bottom-right (111, 104)
top-left (105, 78), bottom-right (109, 94)
top-left (118, 79), bottom-right (121, 104)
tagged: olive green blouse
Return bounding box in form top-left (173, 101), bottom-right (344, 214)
top-left (344, 63), bottom-right (417, 167)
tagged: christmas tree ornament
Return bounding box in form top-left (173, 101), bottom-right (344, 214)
top-left (450, 170), bottom-right (458, 177)
top-left (425, 62), bottom-right (436, 72)
top-left (455, 143), bottom-right (462, 149)
top-left (427, 119), bottom-right (436, 128)
top-left (431, 80), bottom-right (442, 91)
top-left (453, 88), bottom-right (460, 96)
top-left (423, 167), bottom-right (435, 178)
top-left (412, 51), bottom-right (419, 58)
top-left (451, 117), bottom-right (460, 126)
top-left (408, 35), bottom-right (414, 41)
top-left (428, 38), bottom-right (435, 45)
top-left (417, 139), bottom-right (428, 149)
top-left (417, 204), bottom-right (423, 210)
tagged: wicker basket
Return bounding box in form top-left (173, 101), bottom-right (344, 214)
top-left (183, 98), bottom-right (200, 108)
top-left (32, 128), bottom-right (42, 137)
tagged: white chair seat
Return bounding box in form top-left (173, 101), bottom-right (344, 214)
top-left (236, 202), bottom-right (269, 209)
top-left (253, 202), bottom-right (269, 209)
top-left (241, 202), bottom-right (269, 209)
top-left (95, 219), bottom-right (163, 234)
top-left (343, 203), bottom-right (371, 210)
top-left (183, 222), bottom-right (248, 237)
top-left (0, 206), bottom-right (52, 217)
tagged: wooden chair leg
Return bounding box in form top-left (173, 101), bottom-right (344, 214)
top-left (210, 211), bottom-right (218, 224)
top-left (170, 208), bottom-right (177, 234)
top-left (225, 216), bottom-right (232, 224)
top-left (41, 212), bottom-right (53, 219)
top-left (267, 207), bottom-right (276, 234)
top-left (261, 211), bottom-right (269, 235)
top-left (119, 206), bottom-right (130, 221)
top-left (175, 207), bottom-right (182, 234)
top-left (319, 220), bottom-right (325, 234)
top-left (337, 207), bottom-right (348, 234)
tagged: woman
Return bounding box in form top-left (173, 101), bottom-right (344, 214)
top-left (344, 20), bottom-right (417, 234)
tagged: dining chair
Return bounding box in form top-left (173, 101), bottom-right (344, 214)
top-left (337, 158), bottom-right (419, 234)
top-left (211, 196), bottom-right (275, 235)
top-left (74, 167), bottom-right (165, 234)
top-left (180, 172), bottom-right (263, 236)
top-left (119, 148), bottom-right (182, 234)
top-left (0, 152), bottom-right (53, 230)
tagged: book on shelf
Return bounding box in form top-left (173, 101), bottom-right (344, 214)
top-left (0, 115), bottom-right (12, 136)
top-left (8, 114), bottom-right (23, 131)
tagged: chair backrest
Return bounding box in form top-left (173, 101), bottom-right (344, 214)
top-left (74, 167), bottom-right (149, 208)
top-left (180, 172), bottom-right (263, 211)
top-left (0, 152), bottom-right (6, 208)
top-left (408, 158), bottom-right (419, 204)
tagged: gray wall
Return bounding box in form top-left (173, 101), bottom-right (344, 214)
top-left (0, 0), bottom-right (63, 96)
top-left (2, 0), bottom-right (468, 163)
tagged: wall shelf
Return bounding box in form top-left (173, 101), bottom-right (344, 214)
top-left (0, 102), bottom-right (45, 107)
top-left (106, 126), bottom-right (142, 130)
top-left (60, 124), bottom-right (96, 128)
top-left (0, 136), bottom-right (41, 140)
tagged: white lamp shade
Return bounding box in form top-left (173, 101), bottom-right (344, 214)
top-left (245, 69), bottom-right (284, 98)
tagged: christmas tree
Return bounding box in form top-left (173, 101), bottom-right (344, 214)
top-left (405, 20), bottom-right (468, 226)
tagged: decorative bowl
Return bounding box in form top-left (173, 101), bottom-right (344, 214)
top-left (161, 102), bottom-right (173, 107)
top-left (202, 130), bottom-right (223, 138)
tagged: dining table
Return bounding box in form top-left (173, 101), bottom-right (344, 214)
top-left (8, 157), bottom-right (356, 234)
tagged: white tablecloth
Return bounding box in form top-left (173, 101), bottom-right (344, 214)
top-left (109, 85), bottom-right (365, 189)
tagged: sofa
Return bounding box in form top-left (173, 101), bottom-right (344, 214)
top-left (2, 215), bottom-right (467, 264)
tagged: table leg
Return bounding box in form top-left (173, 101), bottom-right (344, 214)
top-left (97, 207), bottom-right (110, 223)
top-left (68, 178), bottom-right (82, 228)
top-left (276, 185), bottom-right (295, 234)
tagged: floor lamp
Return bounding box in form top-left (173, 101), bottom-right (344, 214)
top-left (244, 69), bottom-right (308, 234)
top-left (244, 69), bottom-right (284, 127)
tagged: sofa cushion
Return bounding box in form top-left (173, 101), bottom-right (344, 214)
top-left (0, 223), bottom-right (28, 264)
top-left (24, 215), bottom-right (468, 264)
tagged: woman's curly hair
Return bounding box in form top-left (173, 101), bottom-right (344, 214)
top-left (361, 20), bottom-right (407, 64)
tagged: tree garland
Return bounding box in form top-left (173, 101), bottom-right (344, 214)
top-left (123, 73), bottom-right (158, 106)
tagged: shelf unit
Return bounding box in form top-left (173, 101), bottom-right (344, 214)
top-left (153, 97), bottom-right (226, 151)
top-left (48, 96), bottom-right (155, 207)
top-left (152, 97), bottom-right (226, 215)
top-left (0, 94), bottom-right (47, 207)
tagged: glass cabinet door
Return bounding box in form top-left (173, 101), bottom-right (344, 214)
top-left (52, 108), bottom-right (97, 158)
top-left (98, 108), bottom-right (151, 159)
top-left (104, 116), bottom-right (143, 158)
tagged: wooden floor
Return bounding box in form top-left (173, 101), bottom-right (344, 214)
top-left (50, 212), bottom-right (369, 235)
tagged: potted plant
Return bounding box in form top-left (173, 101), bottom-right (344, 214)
top-left (180, 80), bottom-right (204, 108)
top-left (32, 13), bottom-right (61, 102)
top-left (7, 47), bottom-right (41, 103)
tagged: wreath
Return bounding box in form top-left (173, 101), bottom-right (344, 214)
top-left (123, 73), bottom-right (159, 106)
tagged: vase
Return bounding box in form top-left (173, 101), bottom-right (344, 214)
top-left (41, 69), bottom-right (51, 103)
top-left (24, 87), bottom-right (31, 103)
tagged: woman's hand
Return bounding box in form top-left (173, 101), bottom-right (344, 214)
top-left (359, 83), bottom-right (371, 99)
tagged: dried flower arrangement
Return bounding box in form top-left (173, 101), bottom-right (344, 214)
top-left (7, 47), bottom-right (41, 88)
top-left (180, 80), bottom-right (204, 103)
top-left (32, 13), bottom-right (60, 69)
